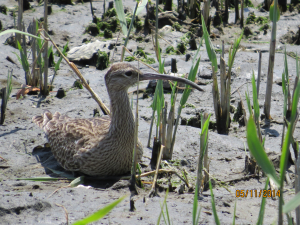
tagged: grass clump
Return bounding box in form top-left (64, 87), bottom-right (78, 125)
top-left (246, 12), bottom-right (269, 25)
top-left (96, 51), bottom-right (109, 70)
top-left (134, 20), bottom-right (143, 32)
top-left (125, 56), bottom-right (135, 62)
top-left (176, 42), bottom-right (187, 54)
top-left (95, 17), bottom-right (119, 34)
top-left (125, 49), bottom-right (155, 64)
top-left (0, 5), bottom-right (7, 15)
top-left (136, 36), bottom-right (144, 42)
top-left (180, 32), bottom-right (193, 44)
top-left (85, 23), bottom-right (99, 36)
top-left (134, 49), bottom-right (155, 64)
top-left (245, 0), bottom-right (254, 7)
top-left (103, 8), bottom-right (117, 18)
top-left (104, 29), bottom-right (113, 38)
top-left (172, 22), bottom-right (181, 31)
top-left (166, 46), bottom-right (176, 54)
top-left (73, 80), bottom-right (83, 89)
top-left (142, 57), bottom-right (155, 64)
top-left (134, 49), bottom-right (147, 58)
top-left (259, 24), bottom-right (270, 31)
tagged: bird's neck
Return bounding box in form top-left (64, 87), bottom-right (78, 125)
top-left (108, 89), bottom-right (135, 135)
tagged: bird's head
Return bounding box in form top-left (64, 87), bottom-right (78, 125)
top-left (105, 62), bottom-right (204, 92)
top-left (105, 62), bottom-right (143, 91)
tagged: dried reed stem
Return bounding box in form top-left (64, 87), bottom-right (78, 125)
top-left (149, 145), bottom-right (164, 197)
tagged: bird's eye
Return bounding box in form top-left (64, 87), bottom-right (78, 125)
top-left (125, 71), bottom-right (132, 76)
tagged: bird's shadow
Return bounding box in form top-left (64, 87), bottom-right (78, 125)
top-left (32, 144), bottom-right (127, 189)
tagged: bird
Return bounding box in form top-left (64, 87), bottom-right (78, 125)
top-left (33, 62), bottom-right (203, 176)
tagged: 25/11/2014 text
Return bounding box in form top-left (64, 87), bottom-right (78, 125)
top-left (236, 189), bottom-right (280, 198)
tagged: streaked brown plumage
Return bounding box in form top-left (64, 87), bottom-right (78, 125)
top-left (33, 62), bottom-right (203, 176)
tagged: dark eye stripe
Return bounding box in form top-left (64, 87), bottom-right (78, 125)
top-left (125, 71), bottom-right (132, 76)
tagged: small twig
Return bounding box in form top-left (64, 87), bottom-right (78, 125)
top-left (48, 186), bottom-right (67, 198)
top-left (0, 155), bottom-right (7, 161)
top-left (111, 29), bottom-right (122, 63)
top-left (231, 81), bottom-right (251, 95)
top-left (55, 203), bottom-right (69, 225)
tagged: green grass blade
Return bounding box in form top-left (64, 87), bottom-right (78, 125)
top-left (200, 114), bottom-right (211, 153)
top-left (136, 0), bottom-right (147, 15)
top-left (282, 70), bottom-right (287, 116)
top-left (114, 0), bottom-right (128, 36)
top-left (180, 57), bottom-right (200, 106)
top-left (283, 192), bottom-right (300, 213)
top-left (201, 15), bottom-right (217, 72)
top-left (155, 43), bottom-right (165, 127)
top-left (17, 41), bottom-right (29, 73)
top-left (48, 45), bottom-right (53, 58)
top-left (251, 72), bottom-right (260, 122)
top-left (69, 176), bottom-right (84, 187)
top-left (247, 117), bottom-right (280, 187)
top-left (170, 81), bottom-right (177, 106)
top-left (73, 195), bottom-right (126, 225)
top-left (12, 52), bottom-right (22, 65)
top-left (257, 177), bottom-right (269, 225)
top-left (284, 47), bottom-right (289, 83)
top-left (245, 91), bottom-right (252, 116)
top-left (55, 42), bottom-right (69, 72)
top-left (280, 76), bottom-right (300, 185)
top-left (165, 201), bottom-right (171, 225)
top-left (6, 71), bottom-right (13, 102)
top-left (157, 189), bottom-right (169, 225)
top-left (195, 206), bottom-right (201, 225)
top-left (269, 1), bottom-right (280, 22)
top-left (209, 180), bottom-right (220, 225)
top-left (228, 30), bottom-right (243, 70)
top-left (193, 183), bottom-right (199, 225)
top-left (0, 29), bottom-right (42, 40)
top-left (192, 37), bottom-right (204, 65)
top-left (296, 53), bottom-right (299, 78)
top-left (232, 200), bottom-right (236, 225)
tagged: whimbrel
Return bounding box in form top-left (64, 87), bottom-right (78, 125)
top-left (33, 62), bottom-right (203, 176)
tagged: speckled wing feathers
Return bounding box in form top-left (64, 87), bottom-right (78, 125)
top-left (32, 110), bottom-right (111, 171)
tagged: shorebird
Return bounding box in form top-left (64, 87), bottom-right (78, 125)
top-left (33, 62), bottom-right (203, 176)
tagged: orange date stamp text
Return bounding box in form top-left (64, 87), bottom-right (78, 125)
top-left (236, 189), bottom-right (280, 198)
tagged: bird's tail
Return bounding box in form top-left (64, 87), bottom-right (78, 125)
top-left (32, 110), bottom-right (54, 129)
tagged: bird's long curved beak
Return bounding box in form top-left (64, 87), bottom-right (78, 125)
top-left (139, 73), bottom-right (204, 92)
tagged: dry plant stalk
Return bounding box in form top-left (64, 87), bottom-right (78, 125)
top-left (0, 88), bottom-right (7, 125)
top-left (257, 51), bottom-right (262, 96)
top-left (164, 99), bottom-right (176, 159)
top-left (202, 0), bottom-right (210, 26)
top-left (55, 204), bottom-right (69, 224)
top-left (16, 0), bottom-right (23, 45)
top-left (240, 0), bottom-right (244, 28)
top-left (39, 31), bottom-right (111, 115)
top-left (149, 145), bottom-right (164, 197)
top-left (42, 0), bottom-right (49, 96)
top-left (264, 0), bottom-right (279, 119)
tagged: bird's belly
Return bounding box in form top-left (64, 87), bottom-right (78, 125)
top-left (79, 147), bottom-right (133, 176)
